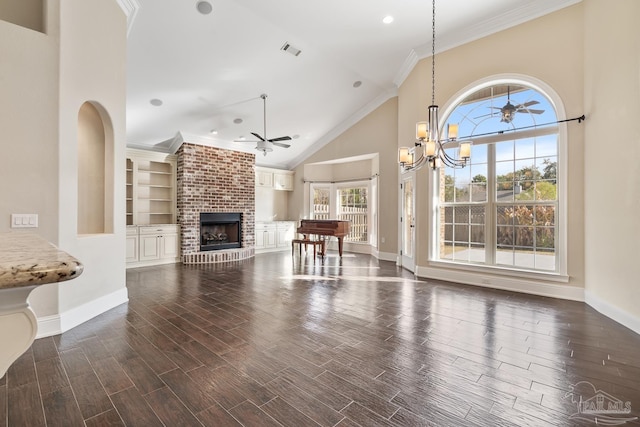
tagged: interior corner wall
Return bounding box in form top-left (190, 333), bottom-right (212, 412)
top-left (0, 3), bottom-right (60, 317)
top-left (399, 3), bottom-right (586, 292)
top-left (289, 97), bottom-right (399, 255)
top-left (54, 0), bottom-right (128, 326)
top-left (583, 0), bottom-right (640, 330)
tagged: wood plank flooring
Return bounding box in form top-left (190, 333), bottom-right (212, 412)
top-left (2, 251), bottom-right (640, 426)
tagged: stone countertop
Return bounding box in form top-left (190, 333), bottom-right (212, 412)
top-left (0, 232), bottom-right (84, 290)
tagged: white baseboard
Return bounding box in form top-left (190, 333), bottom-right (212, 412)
top-left (585, 290), bottom-right (640, 336)
top-left (415, 265), bottom-right (584, 301)
top-left (36, 288), bottom-right (129, 338)
top-left (373, 250), bottom-right (397, 262)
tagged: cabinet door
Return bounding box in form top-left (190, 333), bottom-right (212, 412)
top-left (256, 170), bottom-right (273, 187)
top-left (255, 230), bottom-right (265, 249)
top-left (161, 233), bottom-right (179, 259)
top-left (274, 173), bottom-right (293, 191)
top-left (264, 229), bottom-right (277, 248)
top-left (126, 235), bottom-right (138, 263)
top-left (276, 227), bottom-right (291, 248)
top-left (139, 235), bottom-right (160, 261)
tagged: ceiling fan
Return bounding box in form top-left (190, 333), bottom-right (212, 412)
top-left (236, 94), bottom-right (291, 156)
top-left (476, 86), bottom-right (545, 123)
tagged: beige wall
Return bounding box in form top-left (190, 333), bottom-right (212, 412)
top-left (400, 3), bottom-right (586, 289)
top-left (255, 187), bottom-right (290, 221)
top-left (57, 0), bottom-right (127, 314)
top-left (0, 0), bottom-right (44, 33)
top-left (289, 97), bottom-right (399, 255)
top-left (0, 4), bottom-right (60, 316)
top-left (0, 0), bottom-right (127, 327)
top-left (583, 0), bottom-right (640, 319)
top-left (77, 102), bottom-right (106, 235)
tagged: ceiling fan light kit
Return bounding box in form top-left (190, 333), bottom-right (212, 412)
top-left (235, 94), bottom-right (292, 156)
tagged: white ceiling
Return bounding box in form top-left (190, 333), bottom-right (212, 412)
top-left (125, 0), bottom-right (580, 169)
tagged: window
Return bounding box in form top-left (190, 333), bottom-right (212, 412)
top-left (312, 187), bottom-right (330, 220)
top-left (338, 187), bottom-right (368, 243)
top-left (436, 83), bottom-right (561, 273)
top-left (310, 181), bottom-right (373, 244)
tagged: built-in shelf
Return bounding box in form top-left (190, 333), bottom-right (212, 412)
top-left (126, 149), bottom-right (177, 226)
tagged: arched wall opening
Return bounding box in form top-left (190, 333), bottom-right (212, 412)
top-left (77, 101), bottom-right (115, 235)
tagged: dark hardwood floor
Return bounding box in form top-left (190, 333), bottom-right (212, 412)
top-left (2, 251), bottom-right (640, 426)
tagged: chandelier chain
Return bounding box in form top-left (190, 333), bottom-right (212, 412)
top-left (431, 0), bottom-right (436, 106)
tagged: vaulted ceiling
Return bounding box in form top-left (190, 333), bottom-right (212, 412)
top-left (125, 0), bottom-right (580, 169)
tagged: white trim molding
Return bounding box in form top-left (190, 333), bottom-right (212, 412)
top-left (585, 291), bottom-right (640, 336)
top-left (36, 288), bottom-right (129, 338)
top-left (415, 264), bottom-right (584, 301)
top-left (116, 0), bottom-right (140, 36)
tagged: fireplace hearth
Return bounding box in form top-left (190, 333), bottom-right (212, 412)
top-left (200, 212), bottom-right (242, 251)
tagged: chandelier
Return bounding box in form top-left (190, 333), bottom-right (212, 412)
top-left (398, 0), bottom-right (472, 171)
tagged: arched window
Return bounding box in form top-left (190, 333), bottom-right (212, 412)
top-left (434, 80), bottom-right (564, 274)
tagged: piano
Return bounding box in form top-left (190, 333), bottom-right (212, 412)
top-left (297, 219), bottom-right (350, 257)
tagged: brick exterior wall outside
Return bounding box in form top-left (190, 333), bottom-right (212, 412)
top-left (176, 143), bottom-right (255, 255)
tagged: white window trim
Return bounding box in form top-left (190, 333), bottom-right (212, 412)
top-left (428, 74), bottom-right (568, 278)
top-left (309, 179), bottom-right (374, 245)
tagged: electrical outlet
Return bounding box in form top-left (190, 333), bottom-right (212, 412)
top-left (10, 214), bottom-right (38, 228)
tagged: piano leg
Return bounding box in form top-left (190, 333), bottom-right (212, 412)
top-left (338, 237), bottom-right (344, 257)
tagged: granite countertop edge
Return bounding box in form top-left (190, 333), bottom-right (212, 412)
top-left (0, 233), bottom-right (84, 290)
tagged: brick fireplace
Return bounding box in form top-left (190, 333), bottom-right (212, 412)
top-left (176, 143), bottom-right (255, 263)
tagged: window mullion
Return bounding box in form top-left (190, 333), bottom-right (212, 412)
top-left (486, 144), bottom-right (496, 265)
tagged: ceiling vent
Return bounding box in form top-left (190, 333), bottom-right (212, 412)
top-left (281, 42), bottom-right (301, 57)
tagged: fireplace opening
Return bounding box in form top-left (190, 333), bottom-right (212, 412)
top-left (200, 212), bottom-right (242, 251)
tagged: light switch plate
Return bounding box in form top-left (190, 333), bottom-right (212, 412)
top-left (10, 214), bottom-right (38, 228)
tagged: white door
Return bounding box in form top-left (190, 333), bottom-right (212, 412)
top-left (401, 173), bottom-right (416, 272)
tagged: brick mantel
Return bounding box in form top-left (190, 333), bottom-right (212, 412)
top-left (176, 143), bottom-right (255, 257)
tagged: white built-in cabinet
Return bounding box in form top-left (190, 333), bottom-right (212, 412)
top-left (255, 166), bottom-right (294, 191)
top-left (126, 149), bottom-right (177, 226)
top-left (126, 149), bottom-right (180, 268)
top-left (255, 221), bottom-right (295, 252)
top-left (127, 224), bottom-right (180, 267)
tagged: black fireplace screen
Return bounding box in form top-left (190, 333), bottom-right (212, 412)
top-left (200, 212), bottom-right (242, 251)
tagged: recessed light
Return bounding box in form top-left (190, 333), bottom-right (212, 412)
top-left (196, 1), bottom-right (213, 15)
top-left (233, 118), bottom-right (243, 124)
top-left (210, 129), bottom-right (218, 135)
top-left (353, 81), bottom-right (362, 88)
top-left (383, 15), bottom-right (394, 24)
top-left (292, 134), bottom-right (300, 139)
top-left (238, 136), bottom-right (246, 141)
top-left (150, 98), bottom-right (163, 106)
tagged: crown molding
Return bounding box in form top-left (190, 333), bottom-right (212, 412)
top-left (394, 0), bottom-right (582, 87)
top-left (116, 0), bottom-right (140, 36)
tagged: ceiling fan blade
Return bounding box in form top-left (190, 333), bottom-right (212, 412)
top-left (268, 136), bottom-right (292, 142)
top-left (521, 100), bottom-right (540, 107)
top-left (474, 113), bottom-right (495, 119)
top-left (271, 142), bottom-right (291, 148)
top-left (519, 109), bottom-right (545, 114)
top-left (251, 132), bottom-right (266, 141)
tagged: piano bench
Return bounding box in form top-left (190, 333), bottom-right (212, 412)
top-left (291, 238), bottom-right (324, 259)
